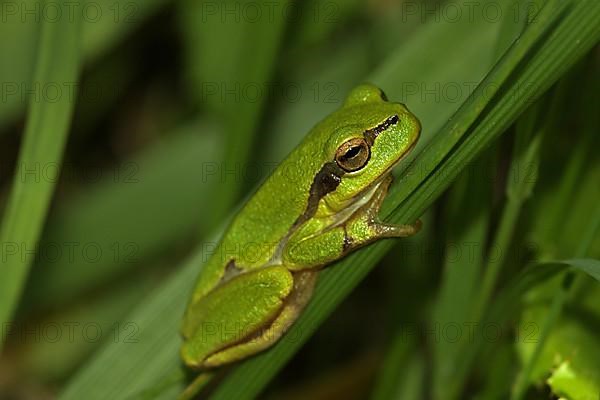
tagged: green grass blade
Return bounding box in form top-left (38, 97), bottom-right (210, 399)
top-left (569, 258), bottom-right (600, 283)
top-left (0, 0), bottom-right (81, 348)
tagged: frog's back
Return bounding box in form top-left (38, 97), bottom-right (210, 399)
top-left (223, 129), bottom-right (327, 266)
top-left (190, 123), bottom-right (329, 301)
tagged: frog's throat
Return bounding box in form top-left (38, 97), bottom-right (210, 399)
top-left (324, 179), bottom-right (383, 228)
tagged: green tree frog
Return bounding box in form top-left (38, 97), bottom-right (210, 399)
top-left (181, 83), bottom-right (422, 370)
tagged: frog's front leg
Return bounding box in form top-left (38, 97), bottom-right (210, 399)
top-left (346, 174), bottom-right (422, 242)
top-left (284, 175), bottom-right (421, 269)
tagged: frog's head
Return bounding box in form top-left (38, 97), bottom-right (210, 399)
top-left (319, 84), bottom-right (421, 212)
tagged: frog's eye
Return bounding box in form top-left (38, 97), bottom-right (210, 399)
top-left (335, 138), bottom-right (370, 172)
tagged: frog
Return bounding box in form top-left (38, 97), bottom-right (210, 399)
top-left (181, 83), bottom-right (422, 370)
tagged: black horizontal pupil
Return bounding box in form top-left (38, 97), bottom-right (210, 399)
top-left (344, 146), bottom-right (362, 159)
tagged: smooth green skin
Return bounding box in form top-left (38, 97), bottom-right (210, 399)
top-left (181, 84), bottom-right (422, 369)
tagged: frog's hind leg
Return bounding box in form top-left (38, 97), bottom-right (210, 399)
top-left (202, 270), bottom-right (317, 368)
top-left (181, 265), bottom-right (293, 369)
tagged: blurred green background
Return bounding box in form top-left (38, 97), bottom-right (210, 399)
top-left (0, 0), bottom-right (599, 399)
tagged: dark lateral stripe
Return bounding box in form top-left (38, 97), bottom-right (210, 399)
top-left (292, 161), bottom-right (345, 228)
top-left (364, 114), bottom-right (399, 145)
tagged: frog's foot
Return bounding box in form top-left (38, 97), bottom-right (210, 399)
top-left (370, 219), bottom-right (422, 237)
